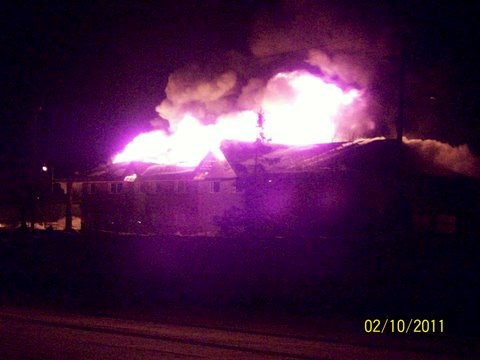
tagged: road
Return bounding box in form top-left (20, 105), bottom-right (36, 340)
top-left (0, 308), bottom-right (472, 359)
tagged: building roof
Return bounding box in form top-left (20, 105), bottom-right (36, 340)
top-left (86, 152), bottom-right (236, 182)
top-left (85, 138), bottom-right (479, 181)
top-left (194, 152), bottom-right (237, 180)
top-left (221, 141), bottom-right (344, 175)
top-left (86, 162), bottom-right (196, 181)
top-left (222, 138), bottom-right (479, 179)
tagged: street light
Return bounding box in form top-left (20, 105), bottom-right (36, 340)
top-left (41, 164), bottom-right (54, 192)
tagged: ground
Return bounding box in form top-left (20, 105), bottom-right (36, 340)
top-left (0, 230), bottom-right (478, 358)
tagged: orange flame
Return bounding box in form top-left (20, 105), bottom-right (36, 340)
top-left (113, 70), bottom-right (360, 166)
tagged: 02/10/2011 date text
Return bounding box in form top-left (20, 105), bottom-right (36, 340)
top-left (364, 319), bottom-right (444, 334)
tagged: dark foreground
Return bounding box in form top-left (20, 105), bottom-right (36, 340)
top-left (0, 230), bottom-right (478, 357)
top-left (1, 306), bottom-right (473, 359)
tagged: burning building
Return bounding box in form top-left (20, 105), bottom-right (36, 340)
top-left (81, 153), bottom-right (242, 235)
top-left (222, 138), bottom-right (480, 237)
top-left (79, 138), bottom-right (479, 238)
top-left (22, 64), bottom-right (477, 238)
top-left (74, 65), bottom-right (480, 237)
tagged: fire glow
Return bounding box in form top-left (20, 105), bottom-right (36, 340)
top-left (113, 70), bottom-right (360, 166)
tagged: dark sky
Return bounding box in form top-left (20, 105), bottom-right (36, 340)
top-left (1, 0), bottom-right (478, 175)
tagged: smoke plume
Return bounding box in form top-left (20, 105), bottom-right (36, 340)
top-left (247, 1), bottom-right (391, 138)
top-left (405, 138), bottom-right (480, 178)
top-left (149, 1), bottom-right (397, 141)
top-left (155, 66), bottom-right (238, 128)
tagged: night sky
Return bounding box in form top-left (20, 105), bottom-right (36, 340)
top-left (1, 0), bottom-right (478, 176)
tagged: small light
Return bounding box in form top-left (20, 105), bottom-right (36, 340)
top-left (42, 166), bottom-right (48, 172)
top-left (124, 173), bottom-right (137, 182)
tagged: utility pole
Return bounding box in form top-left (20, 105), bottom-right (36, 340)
top-left (396, 32), bottom-right (406, 143)
top-left (65, 179), bottom-right (73, 232)
top-left (29, 105), bottom-right (43, 232)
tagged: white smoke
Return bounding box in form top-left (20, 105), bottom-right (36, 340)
top-left (405, 138), bottom-right (480, 178)
top-left (155, 68), bottom-right (238, 128)
top-left (236, 78), bottom-right (265, 112)
top-left (147, 1), bottom-right (396, 140)
top-left (248, 0), bottom-right (397, 138)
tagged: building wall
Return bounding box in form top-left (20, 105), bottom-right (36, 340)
top-left (82, 181), bottom-right (140, 232)
top-left (197, 178), bottom-right (244, 235)
top-left (81, 178), bottom-right (244, 235)
top-left (144, 180), bottom-right (200, 234)
top-left (240, 170), bottom-right (479, 237)
top-left (80, 172), bottom-right (480, 237)
top-left (242, 171), bottom-right (380, 236)
top-left (407, 175), bottom-right (480, 236)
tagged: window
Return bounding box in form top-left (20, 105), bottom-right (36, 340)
top-left (210, 181), bottom-right (220, 193)
top-left (232, 182), bottom-right (239, 193)
top-left (233, 178), bottom-right (246, 193)
top-left (110, 182), bottom-right (123, 194)
top-left (186, 181), bottom-right (196, 194)
top-left (156, 181), bottom-right (175, 193)
top-left (177, 180), bottom-right (186, 193)
top-left (140, 182), bottom-right (151, 193)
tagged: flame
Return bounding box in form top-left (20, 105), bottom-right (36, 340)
top-left (113, 115), bottom-right (214, 166)
top-left (114, 70), bottom-right (360, 166)
top-left (262, 71), bottom-right (359, 144)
